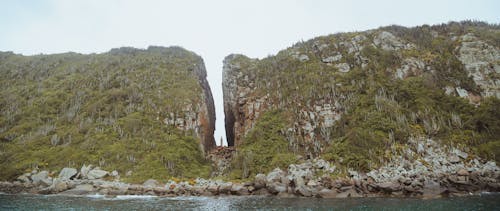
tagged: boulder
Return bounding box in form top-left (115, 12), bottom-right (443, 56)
top-left (60, 184), bottom-right (95, 195)
top-left (31, 171), bottom-right (50, 186)
top-left (87, 169), bottom-right (108, 180)
top-left (109, 186), bottom-right (129, 195)
top-left (376, 182), bottom-right (401, 193)
top-left (231, 184), bottom-right (249, 195)
top-left (266, 168), bottom-right (284, 184)
top-left (295, 184), bottom-right (312, 197)
top-left (411, 180), bottom-right (423, 188)
top-left (307, 180), bottom-right (318, 187)
top-left (219, 182), bottom-right (233, 194)
top-left (59, 168), bottom-right (77, 180)
top-left (143, 179), bottom-right (159, 188)
top-left (373, 31), bottom-right (408, 51)
top-left (453, 149), bottom-right (468, 159)
top-left (16, 175), bottom-right (31, 183)
top-left (207, 184), bottom-right (219, 195)
top-left (449, 155), bottom-right (460, 164)
top-left (52, 179), bottom-right (69, 192)
top-left (80, 164), bottom-right (92, 179)
top-left (318, 188), bottom-right (337, 198)
top-left (298, 54), bottom-right (309, 62)
top-left (254, 174), bottom-right (267, 189)
top-left (457, 169), bottom-right (469, 176)
top-left (111, 170), bottom-right (119, 177)
top-left (267, 182), bottom-right (287, 194)
top-left (336, 188), bottom-right (361, 198)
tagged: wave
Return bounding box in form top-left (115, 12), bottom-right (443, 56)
top-left (86, 194), bottom-right (105, 199)
top-left (114, 195), bottom-right (157, 200)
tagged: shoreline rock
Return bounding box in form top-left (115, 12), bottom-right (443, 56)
top-left (2, 138), bottom-right (499, 199)
top-left (1, 161), bottom-right (498, 199)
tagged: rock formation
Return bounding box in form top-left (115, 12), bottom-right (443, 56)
top-left (223, 21), bottom-right (500, 179)
top-left (0, 46), bottom-right (216, 181)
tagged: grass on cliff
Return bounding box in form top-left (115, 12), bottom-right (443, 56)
top-left (225, 21), bottom-right (500, 175)
top-left (229, 110), bottom-right (297, 179)
top-left (0, 47), bottom-right (211, 182)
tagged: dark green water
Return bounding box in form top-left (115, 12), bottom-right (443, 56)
top-left (1, 193), bottom-right (499, 210)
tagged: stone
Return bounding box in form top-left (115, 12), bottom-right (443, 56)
top-left (335, 63), bottom-right (350, 73)
top-left (457, 33), bottom-right (500, 98)
top-left (254, 173), bottom-right (267, 189)
top-left (453, 149), bottom-right (468, 159)
top-left (266, 168), bottom-right (284, 184)
top-left (298, 54), bottom-right (309, 62)
top-left (307, 180), bottom-right (318, 187)
top-left (295, 184), bottom-right (312, 197)
top-left (373, 31), bottom-right (409, 51)
top-left (376, 182), bottom-right (401, 193)
top-left (449, 155), bottom-right (460, 164)
top-left (444, 86), bottom-right (455, 95)
top-left (457, 169), bottom-right (469, 176)
top-left (126, 170), bottom-right (133, 176)
top-left (219, 182), bottom-right (233, 194)
top-left (111, 170), bottom-right (119, 177)
top-left (247, 185), bottom-right (255, 192)
top-left (267, 182), bottom-right (287, 194)
top-left (322, 54), bottom-right (342, 63)
top-left (336, 188), bottom-right (361, 198)
top-left (143, 179), bottom-right (159, 188)
top-left (60, 184), bottom-right (95, 195)
top-left (58, 168), bottom-right (77, 180)
top-left (80, 164), bottom-right (92, 179)
top-left (395, 57), bottom-right (425, 79)
top-left (110, 186), bottom-right (129, 195)
top-left (231, 184), bottom-right (249, 195)
top-left (52, 179), bottom-right (69, 192)
top-left (31, 171), bottom-right (49, 185)
top-left (207, 184), bottom-right (219, 195)
top-left (16, 175), bottom-right (31, 183)
top-left (318, 188), bottom-right (337, 198)
top-left (455, 87), bottom-right (469, 98)
top-left (411, 180), bottom-right (423, 188)
top-left (87, 169), bottom-right (108, 180)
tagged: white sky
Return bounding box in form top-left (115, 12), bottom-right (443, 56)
top-left (1, 0), bottom-right (498, 146)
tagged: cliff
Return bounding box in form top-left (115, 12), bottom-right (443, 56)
top-left (223, 21), bottom-right (500, 178)
top-left (0, 46), bottom-right (216, 182)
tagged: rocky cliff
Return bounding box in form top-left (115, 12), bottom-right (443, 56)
top-left (0, 46), bottom-right (215, 182)
top-left (223, 21), bottom-right (500, 178)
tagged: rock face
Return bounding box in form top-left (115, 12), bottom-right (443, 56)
top-left (222, 21), bottom-right (500, 179)
top-left (373, 31), bottom-right (414, 51)
top-left (164, 56), bottom-right (216, 152)
top-left (0, 46), bottom-right (215, 180)
top-left (457, 33), bottom-right (500, 98)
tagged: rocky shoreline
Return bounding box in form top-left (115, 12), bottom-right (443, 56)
top-left (1, 162), bottom-right (499, 198)
top-left (1, 138), bottom-right (499, 198)
top-left (0, 168), bottom-right (498, 199)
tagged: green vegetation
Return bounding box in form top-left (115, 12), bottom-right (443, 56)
top-left (0, 46), bottom-right (211, 182)
top-left (227, 21), bottom-right (500, 175)
top-left (229, 110), bottom-right (297, 179)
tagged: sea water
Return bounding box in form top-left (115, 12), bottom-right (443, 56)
top-left (1, 193), bottom-right (499, 210)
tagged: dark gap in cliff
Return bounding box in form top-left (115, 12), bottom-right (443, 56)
top-left (225, 108), bottom-right (235, 147)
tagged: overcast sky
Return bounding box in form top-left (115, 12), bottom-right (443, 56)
top-left (1, 0), bottom-right (499, 146)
